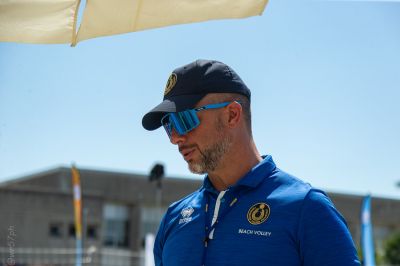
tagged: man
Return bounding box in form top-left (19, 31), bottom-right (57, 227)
top-left (142, 59), bottom-right (360, 266)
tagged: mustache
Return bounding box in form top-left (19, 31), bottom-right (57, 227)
top-left (179, 144), bottom-right (207, 158)
top-left (179, 144), bottom-right (197, 153)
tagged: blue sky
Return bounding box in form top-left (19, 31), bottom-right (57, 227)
top-left (1, 0), bottom-right (399, 199)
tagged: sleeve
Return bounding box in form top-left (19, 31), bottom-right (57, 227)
top-left (154, 212), bottom-right (167, 266)
top-left (298, 189), bottom-right (361, 266)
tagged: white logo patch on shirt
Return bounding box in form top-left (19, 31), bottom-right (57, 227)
top-left (179, 206), bottom-right (194, 224)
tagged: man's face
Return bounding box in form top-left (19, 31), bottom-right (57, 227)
top-left (169, 99), bottom-right (232, 174)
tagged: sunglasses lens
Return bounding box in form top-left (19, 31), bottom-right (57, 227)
top-left (179, 110), bottom-right (198, 132)
top-left (161, 115), bottom-right (172, 138)
top-left (162, 110), bottom-right (200, 138)
top-left (182, 110), bottom-right (200, 134)
top-left (161, 102), bottom-right (233, 139)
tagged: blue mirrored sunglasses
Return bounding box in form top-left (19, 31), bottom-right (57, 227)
top-left (161, 102), bottom-right (235, 138)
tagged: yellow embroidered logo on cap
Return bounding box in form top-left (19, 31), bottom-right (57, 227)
top-left (247, 203), bottom-right (270, 225)
top-left (164, 73), bottom-right (177, 96)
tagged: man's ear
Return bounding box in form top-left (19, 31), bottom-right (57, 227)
top-left (227, 102), bottom-right (242, 128)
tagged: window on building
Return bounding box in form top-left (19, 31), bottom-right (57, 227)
top-left (103, 204), bottom-right (130, 247)
top-left (140, 206), bottom-right (165, 248)
top-left (140, 207), bottom-right (164, 239)
top-left (68, 223), bottom-right (98, 239)
top-left (69, 224), bottom-right (76, 237)
top-left (87, 225), bottom-right (98, 239)
top-left (49, 223), bottom-right (63, 237)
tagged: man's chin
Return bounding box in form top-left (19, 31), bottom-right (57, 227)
top-left (188, 162), bottom-right (206, 175)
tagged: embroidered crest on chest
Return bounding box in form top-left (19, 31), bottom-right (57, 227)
top-left (179, 206), bottom-right (194, 224)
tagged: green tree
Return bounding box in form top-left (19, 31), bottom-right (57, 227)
top-left (384, 232), bottom-right (400, 265)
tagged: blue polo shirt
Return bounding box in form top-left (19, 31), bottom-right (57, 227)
top-left (154, 155), bottom-right (360, 266)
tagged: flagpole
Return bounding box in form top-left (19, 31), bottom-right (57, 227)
top-left (72, 164), bottom-right (83, 266)
top-left (361, 194), bottom-right (375, 266)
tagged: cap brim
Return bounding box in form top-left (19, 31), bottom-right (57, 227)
top-left (142, 94), bottom-right (205, 130)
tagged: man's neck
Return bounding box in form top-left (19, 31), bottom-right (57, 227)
top-left (207, 140), bottom-right (262, 191)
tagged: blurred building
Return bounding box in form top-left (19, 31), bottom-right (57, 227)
top-left (0, 166), bottom-right (399, 265)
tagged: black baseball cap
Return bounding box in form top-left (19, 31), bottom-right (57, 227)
top-left (142, 59), bottom-right (251, 131)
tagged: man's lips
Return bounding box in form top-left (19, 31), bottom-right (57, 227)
top-left (179, 146), bottom-right (196, 160)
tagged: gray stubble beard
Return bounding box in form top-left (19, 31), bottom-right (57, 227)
top-left (188, 119), bottom-right (232, 174)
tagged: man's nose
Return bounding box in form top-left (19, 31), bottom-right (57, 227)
top-left (170, 128), bottom-right (186, 145)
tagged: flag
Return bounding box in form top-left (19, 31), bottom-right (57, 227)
top-left (361, 194), bottom-right (375, 266)
top-left (71, 164), bottom-right (83, 266)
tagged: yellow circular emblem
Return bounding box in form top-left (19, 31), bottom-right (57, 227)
top-left (247, 203), bottom-right (270, 225)
top-left (164, 73), bottom-right (177, 96)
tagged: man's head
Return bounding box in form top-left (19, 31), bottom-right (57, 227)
top-left (142, 59), bottom-right (251, 131)
top-left (142, 59), bottom-right (253, 174)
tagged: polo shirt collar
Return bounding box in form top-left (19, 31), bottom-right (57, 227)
top-left (202, 155), bottom-right (276, 193)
